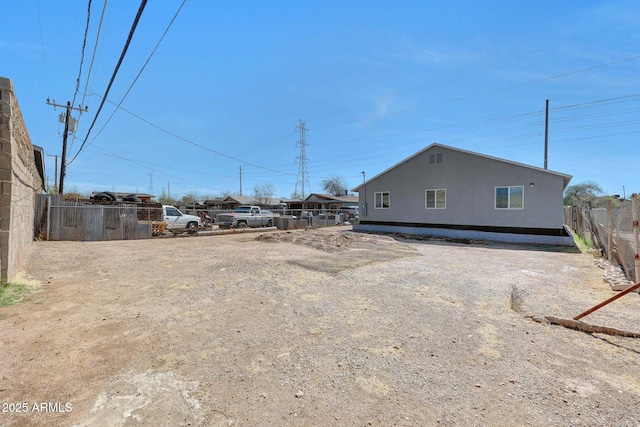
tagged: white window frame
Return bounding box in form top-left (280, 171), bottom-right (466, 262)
top-left (425, 189), bottom-right (446, 209)
top-left (495, 185), bottom-right (524, 210)
top-left (374, 191), bottom-right (390, 209)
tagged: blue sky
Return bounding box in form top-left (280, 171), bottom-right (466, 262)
top-left (3, 1), bottom-right (639, 200)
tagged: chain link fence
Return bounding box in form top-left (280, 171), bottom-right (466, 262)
top-left (564, 196), bottom-right (640, 283)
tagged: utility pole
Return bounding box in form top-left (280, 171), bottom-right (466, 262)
top-left (544, 99), bottom-right (549, 170)
top-left (46, 99), bottom-right (87, 194)
top-left (239, 165), bottom-right (243, 196)
top-left (47, 154), bottom-right (60, 192)
top-left (295, 120), bottom-right (309, 199)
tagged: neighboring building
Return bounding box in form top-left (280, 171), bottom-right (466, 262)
top-left (202, 198), bottom-right (227, 209)
top-left (0, 77), bottom-right (45, 281)
top-left (303, 193), bottom-right (359, 213)
top-left (280, 198), bottom-right (303, 213)
top-left (352, 143), bottom-right (574, 245)
top-left (222, 195), bottom-right (284, 210)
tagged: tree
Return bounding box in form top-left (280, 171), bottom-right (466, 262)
top-left (321, 175), bottom-right (348, 196)
top-left (563, 181), bottom-right (604, 208)
top-left (158, 187), bottom-right (178, 205)
top-left (181, 192), bottom-right (203, 208)
top-left (253, 182), bottom-right (276, 206)
top-left (61, 187), bottom-right (88, 200)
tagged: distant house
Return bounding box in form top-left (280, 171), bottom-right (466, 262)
top-left (352, 143), bottom-right (574, 245)
top-left (303, 193), bottom-right (359, 213)
top-left (202, 198), bottom-right (227, 209)
top-left (280, 198), bottom-right (303, 212)
top-left (221, 195), bottom-right (284, 210)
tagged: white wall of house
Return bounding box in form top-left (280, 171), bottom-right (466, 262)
top-left (357, 145), bottom-right (569, 230)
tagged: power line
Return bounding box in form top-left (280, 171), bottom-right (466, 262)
top-left (35, 0), bottom-right (50, 96)
top-left (71, 0), bottom-right (92, 111)
top-left (311, 94), bottom-right (639, 153)
top-left (83, 93), bottom-right (298, 176)
top-left (70, 0), bottom-right (148, 163)
top-left (87, 144), bottom-right (231, 192)
top-left (79, 0), bottom-right (187, 150)
top-left (80, 0), bottom-right (109, 111)
top-left (305, 16), bottom-right (640, 127)
top-left (314, 55), bottom-right (640, 131)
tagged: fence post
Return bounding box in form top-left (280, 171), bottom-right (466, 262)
top-left (46, 197), bottom-right (51, 242)
top-left (607, 200), bottom-right (612, 262)
top-left (633, 194), bottom-right (639, 283)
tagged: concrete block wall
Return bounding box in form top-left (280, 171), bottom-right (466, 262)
top-left (0, 77), bottom-right (43, 282)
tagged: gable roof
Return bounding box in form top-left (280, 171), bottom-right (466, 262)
top-left (352, 143), bottom-right (572, 192)
top-left (224, 195), bottom-right (284, 206)
top-left (304, 193), bottom-right (359, 203)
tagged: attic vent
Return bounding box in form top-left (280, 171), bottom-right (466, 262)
top-left (429, 153), bottom-right (443, 164)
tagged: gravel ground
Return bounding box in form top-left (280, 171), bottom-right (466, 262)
top-left (1, 226), bottom-right (639, 426)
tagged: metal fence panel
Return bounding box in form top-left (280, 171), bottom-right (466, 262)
top-left (565, 198), bottom-right (640, 283)
top-left (35, 195), bottom-right (157, 241)
top-left (33, 198), bottom-right (354, 241)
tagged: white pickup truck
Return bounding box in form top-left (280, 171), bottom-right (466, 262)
top-left (163, 205), bottom-right (203, 230)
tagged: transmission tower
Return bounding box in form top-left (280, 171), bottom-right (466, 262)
top-left (294, 120), bottom-right (310, 199)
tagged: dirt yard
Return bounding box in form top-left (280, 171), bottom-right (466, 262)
top-left (1, 226), bottom-right (639, 426)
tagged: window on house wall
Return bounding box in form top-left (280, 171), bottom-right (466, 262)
top-left (429, 153), bottom-right (443, 164)
top-left (495, 186), bottom-right (524, 209)
top-left (425, 189), bottom-right (446, 209)
top-left (374, 191), bottom-right (390, 209)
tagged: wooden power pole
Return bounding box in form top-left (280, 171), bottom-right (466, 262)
top-left (46, 99), bottom-right (87, 195)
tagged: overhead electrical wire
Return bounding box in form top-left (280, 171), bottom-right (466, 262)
top-left (69, 0), bottom-right (148, 164)
top-left (86, 94), bottom-right (298, 176)
top-left (312, 93), bottom-right (638, 152)
top-left (552, 93), bottom-right (640, 110)
top-left (83, 0), bottom-right (188, 147)
top-left (68, 0), bottom-right (296, 181)
top-left (305, 16), bottom-right (640, 126)
top-left (80, 0), bottom-right (109, 111)
top-left (35, 0), bottom-right (50, 96)
top-left (69, 0), bottom-right (109, 153)
top-left (86, 89), bottom-right (638, 189)
top-left (64, 9), bottom-right (638, 193)
top-left (72, 22), bottom-right (639, 189)
top-left (88, 145), bottom-right (233, 192)
top-left (70, 0), bottom-right (92, 112)
top-left (313, 55), bottom-right (640, 131)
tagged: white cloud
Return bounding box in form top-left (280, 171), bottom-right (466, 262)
top-left (389, 34), bottom-right (482, 66)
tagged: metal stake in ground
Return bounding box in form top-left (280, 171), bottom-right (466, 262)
top-left (573, 282), bottom-right (640, 321)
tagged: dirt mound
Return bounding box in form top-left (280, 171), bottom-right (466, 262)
top-left (255, 228), bottom-right (399, 253)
